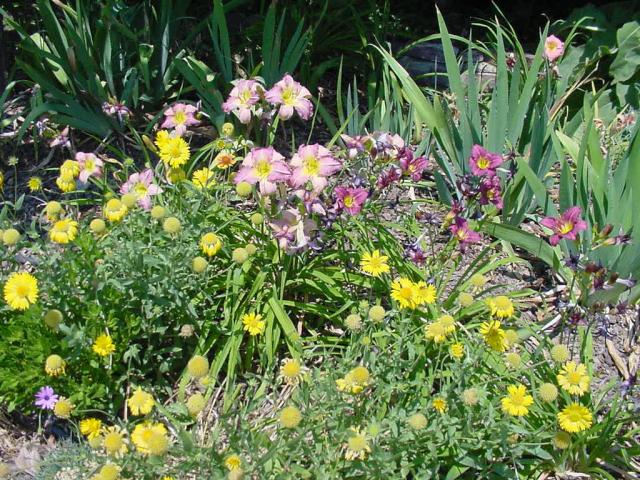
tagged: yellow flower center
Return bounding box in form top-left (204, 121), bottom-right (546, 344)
top-left (174, 110), bottom-right (187, 125)
top-left (348, 434), bottom-right (368, 452)
top-left (134, 182), bottom-right (148, 197)
top-left (281, 87), bottom-right (295, 105)
top-left (254, 159), bottom-right (272, 179)
top-left (16, 285), bottom-right (29, 297)
top-left (559, 221), bottom-right (574, 234)
top-left (302, 156), bottom-right (320, 176)
top-left (239, 89), bottom-right (252, 106)
top-left (84, 158), bottom-right (95, 171)
top-left (566, 371), bottom-right (582, 385)
top-left (476, 156), bottom-right (490, 169)
top-left (343, 195), bottom-right (354, 208)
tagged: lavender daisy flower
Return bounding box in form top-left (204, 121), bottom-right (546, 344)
top-left (35, 386), bottom-right (58, 410)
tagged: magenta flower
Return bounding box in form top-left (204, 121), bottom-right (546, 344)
top-left (479, 176), bottom-right (503, 209)
top-left (544, 35), bottom-right (565, 62)
top-left (450, 217), bottom-right (482, 245)
top-left (334, 186), bottom-right (368, 215)
top-left (265, 75), bottom-right (313, 121)
top-left (76, 152), bottom-right (104, 183)
top-left (34, 386), bottom-right (58, 410)
top-left (540, 206), bottom-right (587, 246)
top-left (376, 167), bottom-right (402, 189)
top-left (234, 147), bottom-right (290, 195)
top-left (120, 169), bottom-right (163, 210)
top-left (399, 150), bottom-right (429, 181)
top-left (469, 145), bottom-right (503, 177)
top-left (290, 144), bottom-right (342, 192)
top-left (222, 79), bottom-right (263, 124)
top-left (161, 103), bottom-right (200, 135)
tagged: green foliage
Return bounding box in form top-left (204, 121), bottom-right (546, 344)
top-left (2, 0), bottom-right (201, 136)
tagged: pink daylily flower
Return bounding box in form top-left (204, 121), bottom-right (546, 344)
top-left (265, 75), bottom-right (313, 121)
top-left (540, 206), bottom-right (587, 246)
top-left (161, 103), bottom-right (200, 136)
top-left (544, 35), bottom-right (565, 62)
top-left (334, 186), bottom-right (368, 215)
top-left (222, 79), bottom-right (262, 124)
top-left (398, 149), bottom-right (428, 181)
top-left (341, 134), bottom-right (370, 159)
top-left (120, 169), bottom-right (163, 210)
top-left (450, 217), bottom-right (482, 245)
top-left (290, 144), bottom-right (342, 192)
top-left (270, 208), bottom-right (317, 251)
top-left (479, 176), bottom-right (503, 209)
top-left (234, 147), bottom-right (290, 195)
top-left (469, 145), bottom-right (503, 177)
top-left (76, 152), bottom-right (104, 183)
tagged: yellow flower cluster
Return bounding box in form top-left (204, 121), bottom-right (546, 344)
top-left (336, 365), bottom-right (370, 394)
top-left (390, 277), bottom-right (436, 310)
top-left (424, 314), bottom-right (456, 343)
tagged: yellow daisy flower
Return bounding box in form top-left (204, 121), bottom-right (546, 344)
top-left (131, 422), bottom-right (168, 456)
top-left (345, 427), bottom-right (371, 461)
top-left (224, 454), bottom-right (242, 471)
top-left (103, 426), bottom-right (128, 457)
top-left (159, 136), bottom-right (190, 168)
top-left (360, 250), bottom-right (390, 277)
top-left (501, 384), bottom-right (533, 416)
top-left (127, 387), bottom-right (155, 416)
top-left (557, 361), bottom-right (590, 396)
top-left (3, 272), bottom-right (38, 310)
top-left (104, 199), bottom-right (128, 222)
top-left (79, 417), bottom-right (103, 439)
top-left (486, 295), bottom-right (515, 318)
top-left (92, 334), bottom-right (116, 356)
top-left (449, 342), bottom-right (464, 359)
top-left (415, 281), bottom-right (437, 305)
top-left (390, 277), bottom-right (419, 309)
top-left (479, 320), bottom-right (507, 352)
top-left (200, 232), bottom-right (223, 257)
top-left (424, 321), bottom-right (448, 343)
top-left (242, 312), bottom-right (265, 336)
top-left (433, 397), bottom-right (448, 413)
top-left (192, 167), bottom-right (216, 189)
top-left (49, 218), bottom-right (78, 244)
top-left (27, 176), bottom-right (43, 192)
top-left (558, 403), bottom-right (592, 432)
top-left (45, 354), bottom-right (66, 376)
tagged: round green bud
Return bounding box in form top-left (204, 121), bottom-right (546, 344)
top-left (44, 309), bottom-right (63, 330)
top-left (150, 205), bottom-right (167, 220)
top-left (236, 181), bottom-right (252, 198)
top-left (221, 122), bottom-right (235, 137)
top-left (163, 216), bottom-right (181, 234)
top-left (368, 305), bottom-right (385, 323)
top-left (345, 314), bottom-right (362, 331)
top-left (232, 247), bottom-right (249, 264)
top-left (245, 243), bottom-right (257, 255)
top-left (250, 213), bottom-right (263, 226)
top-left (90, 218), bottom-right (106, 234)
top-left (192, 256), bottom-right (208, 273)
top-left (2, 228), bottom-right (20, 246)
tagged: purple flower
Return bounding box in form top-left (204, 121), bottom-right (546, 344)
top-left (478, 176), bottom-right (503, 209)
top-left (407, 245), bottom-right (426, 266)
top-left (269, 208), bottom-right (317, 251)
top-left (50, 126), bottom-right (70, 149)
top-left (120, 169), bottom-right (163, 210)
top-left (223, 79), bottom-right (263, 124)
top-left (469, 145), bottom-right (503, 177)
top-left (161, 103), bottom-right (200, 136)
top-left (376, 167), bottom-right (402, 189)
top-left (340, 134), bottom-right (369, 159)
top-left (449, 217), bottom-right (482, 245)
top-left (334, 186), bottom-right (368, 215)
top-left (35, 386), bottom-right (58, 410)
top-left (102, 101), bottom-right (131, 121)
top-left (540, 206), bottom-right (587, 246)
top-left (234, 147), bottom-right (290, 195)
top-left (265, 75), bottom-right (313, 121)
